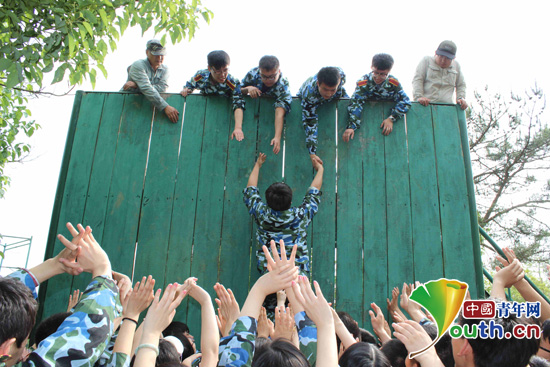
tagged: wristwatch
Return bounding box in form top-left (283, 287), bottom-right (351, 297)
top-left (388, 115), bottom-right (396, 122)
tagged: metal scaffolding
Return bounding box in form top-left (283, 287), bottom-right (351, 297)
top-left (0, 235), bottom-right (32, 271)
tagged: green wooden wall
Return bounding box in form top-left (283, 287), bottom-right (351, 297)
top-left (38, 91), bottom-right (483, 336)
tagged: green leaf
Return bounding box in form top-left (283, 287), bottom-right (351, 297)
top-left (68, 34), bottom-right (76, 56)
top-left (5, 69), bottom-right (21, 88)
top-left (98, 9), bottom-right (109, 26)
top-left (82, 21), bottom-right (94, 37)
top-left (0, 59), bottom-right (12, 72)
top-left (52, 63), bottom-right (69, 84)
top-left (97, 63), bottom-right (108, 79)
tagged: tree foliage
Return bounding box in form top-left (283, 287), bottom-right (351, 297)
top-left (469, 86), bottom-right (550, 263)
top-left (0, 0), bottom-right (212, 197)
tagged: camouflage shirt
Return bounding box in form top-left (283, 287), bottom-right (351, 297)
top-left (185, 69), bottom-right (245, 111)
top-left (218, 316), bottom-right (257, 367)
top-left (347, 73), bottom-right (411, 130)
top-left (297, 68), bottom-right (348, 155)
top-left (241, 67), bottom-right (292, 113)
top-left (243, 186), bottom-right (322, 276)
top-left (7, 269), bottom-right (123, 367)
top-left (295, 311), bottom-right (317, 367)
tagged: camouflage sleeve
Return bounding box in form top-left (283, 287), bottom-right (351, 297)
top-left (185, 71), bottom-right (200, 92)
top-left (218, 316), bottom-right (257, 367)
top-left (95, 329), bottom-right (130, 367)
top-left (390, 88), bottom-right (411, 120)
top-left (232, 82), bottom-right (246, 111)
top-left (7, 268), bottom-right (39, 299)
top-left (243, 186), bottom-right (267, 220)
top-left (347, 84), bottom-right (368, 130)
top-left (295, 311), bottom-right (317, 367)
top-left (240, 71), bottom-right (253, 88)
top-left (301, 187), bottom-right (322, 221)
top-left (274, 79), bottom-right (292, 113)
top-left (27, 276), bottom-right (121, 367)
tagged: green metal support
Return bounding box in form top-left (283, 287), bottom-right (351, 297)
top-left (479, 225), bottom-right (550, 305)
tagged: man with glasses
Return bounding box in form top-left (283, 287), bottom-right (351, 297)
top-left (181, 50), bottom-right (245, 141)
top-left (343, 53), bottom-right (411, 141)
top-left (412, 40), bottom-right (467, 110)
top-left (121, 39), bottom-right (180, 123)
top-left (241, 56), bottom-right (292, 154)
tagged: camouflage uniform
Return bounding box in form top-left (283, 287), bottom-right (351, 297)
top-left (6, 269), bottom-right (123, 367)
top-left (297, 68), bottom-right (348, 155)
top-left (243, 186), bottom-right (322, 276)
top-left (218, 316), bottom-right (257, 367)
top-left (347, 73), bottom-right (411, 131)
top-left (185, 69), bottom-right (245, 111)
top-left (295, 311), bottom-right (318, 367)
top-left (217, 312), bottom-right (318, 367)
top-left (121, 59), bottom-right (170, 111)
top-left (241, 67), bottom-right (292, 113)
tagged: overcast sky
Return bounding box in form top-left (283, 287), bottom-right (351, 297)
top-left (1, 0), bottom-right (549, 273)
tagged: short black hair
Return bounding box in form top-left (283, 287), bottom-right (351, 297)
top-left (34, 312), bottom-right (72, 346)
top-left (252, 338), bottom-right (309, 367)
top-left (457, 303), bottom-right (540, 367)
top-left (0, 277), bottom-right (38, 347)
top-left (372, 54), bottom-right (394, 71)
top-left (164, 321), bottom-right (190, 335)
top-left (359, 328), bottom-right (377, 345)
top-left (317, 67), bottom-right (341, 87)
top-left (207, 50), bottom-right (230, 69)
top-left (380, 339), bottom-right (407, 367)
top-left (339, 342), bottom-right (390, 367)
top-left (336, 311), bottom-right (360, 350)
top-left (265, 182), bottom-right (293, 211)
top-left (259, 55), bottom-right (279, 71)
top-left (157, 338), bottom-right (181, 366)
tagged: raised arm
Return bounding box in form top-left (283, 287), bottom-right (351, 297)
top-left (310, 160), bottom-right (324, 190)
top-left (247, 152), bottom-right (266, 187)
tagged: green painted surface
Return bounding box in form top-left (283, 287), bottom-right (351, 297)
top-left (39, 93), bottom-right (483, 334)
top-left (361, 102), bottom-right (389, 327)
top-left (406, 104), bottom-right (444, 284)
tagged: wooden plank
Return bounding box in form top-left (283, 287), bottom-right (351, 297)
top-left (165, 94), bottom-right (206, 322)
top-left (100, 94), bottom-right (154, 278)
top-left (40, 92), bottom-right (106, 318)
top-left (133, 95), bottom-right (185, 285)
top-left (361, 101), bottom-right (389, 327)
top-left (219, 96), bottom-right (259, 305)
top-left (432, 105), bottom-right (478, 294)
top-left (385, 102), bottom-right (414, 292)
top-left (336, 99), bottom-right (364, 323)
top-left (406, 103), bottom-right (444, 283)
top-left (72, 93), bottom-right (126, 293)
top-left (186, 96), bottom-right (232, 341)
top-left (311, 100), bottom-right (337, 301)
top-left (283, 98), bottom-right (314, 280)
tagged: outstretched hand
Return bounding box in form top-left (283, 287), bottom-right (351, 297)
top-left (214, 283), bottom-right (240, 337)
top-left (124, 275), bottom-right (156, 320)
top-left (143, 283), bottom-right (187, 336)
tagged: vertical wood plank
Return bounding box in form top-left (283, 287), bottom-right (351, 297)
top-left (165, 95), bottom-right (206, 322)
top-left (361, 102), bottom-right (389, 327)
top-left (406, 104), bottom-right (444, 283)
top-left (133, 95), bottom-right (185, 285)
top-left (433, 105), bottom-right (478, 294)
top-left (40, 92), bottom-right (105, 318)
top-left (220, 96), bottom-right (259, 305)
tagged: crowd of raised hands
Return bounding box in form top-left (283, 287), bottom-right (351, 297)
top-left (11, 222), bottom-right (550, 367)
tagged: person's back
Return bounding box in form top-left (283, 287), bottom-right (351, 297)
top-left (243, 153), bottom-right (324, 276)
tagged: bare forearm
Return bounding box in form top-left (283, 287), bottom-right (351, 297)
top-left (234, 108), bottom-right (243, 130)
top-left (29, 258), bottom-right (63, 284)
top-left (310, 166), bottom-right (324, 190)
top-left (274, 107), bottom-right (284, 139)
top-left (514, 279), bottom-right (550, 320)
top-left (113, 321), bottom-right (137, 354)
top-left (198, 298), bottom-right (220, 367)
top-left (247, 163), bottom-right (262, 187)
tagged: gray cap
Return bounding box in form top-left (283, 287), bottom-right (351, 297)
top-left (146, 39), bottom-right (167, 56)
top-left (436, 40), bottom-right (457, 59)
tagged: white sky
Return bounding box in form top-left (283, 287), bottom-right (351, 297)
top-left (1, 0), bottom-right (549, 273)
